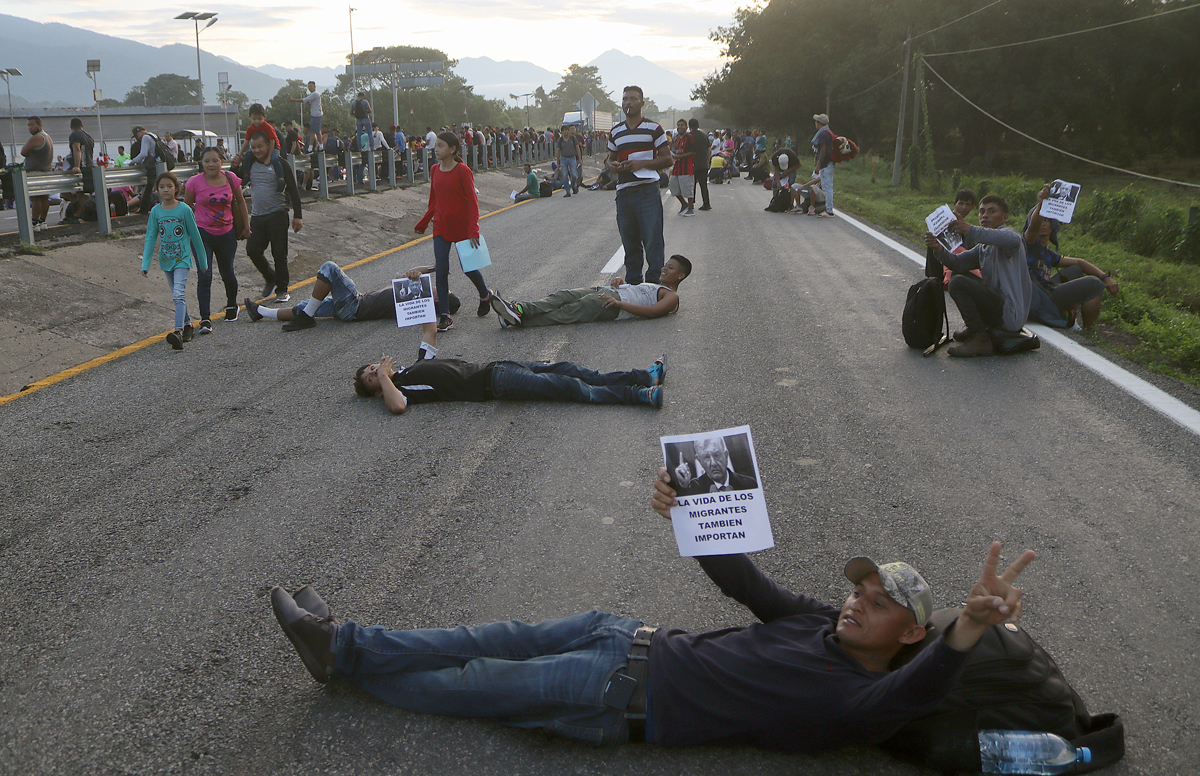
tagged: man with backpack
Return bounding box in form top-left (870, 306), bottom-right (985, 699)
top-left (271, 467), bottom-right (1036, 752)
top-left (923, 194), bottom-right (1033, 357)
top-left (243, 130), bottom-right (303, 303)
top-left (811, 113), bottom-right (836, 218)
top-left (352, 92), bottom-right (373, 153)
top-left (129, 125), bottom-right (170, 214)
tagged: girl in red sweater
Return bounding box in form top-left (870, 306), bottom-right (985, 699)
top-left (415, 131), bottom-right (492, 331)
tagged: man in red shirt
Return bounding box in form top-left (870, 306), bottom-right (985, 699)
top-left (668, 119), bottom-right (696, 216)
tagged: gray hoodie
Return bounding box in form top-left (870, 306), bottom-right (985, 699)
top-left (942, 225), bottom-right (1032, 331)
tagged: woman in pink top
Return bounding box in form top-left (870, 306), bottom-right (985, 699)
top-left (185, 146), bottom-right (249, 329)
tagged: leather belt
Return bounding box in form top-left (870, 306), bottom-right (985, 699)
top-left (609, 625), bottom-right (657, 742)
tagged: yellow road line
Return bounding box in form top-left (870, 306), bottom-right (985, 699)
top-left (0, 196), bottom-right (534, 408)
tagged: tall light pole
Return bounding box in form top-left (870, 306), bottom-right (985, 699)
top-left (511, 92), bottom-right (533, 128)
top-left (348, 7), bottom-right (358, 96)
top-left (86, 59), bottom-right (106, 159)
top-left (175, 11), bottom-right (218, 138)
top-left (218, 72), bottom-right (231, 147)
top-left (2, 68), bottom-right (21, 162)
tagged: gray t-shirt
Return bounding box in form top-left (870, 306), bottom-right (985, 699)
top-left (248, 158), bottom-right (287, 217)
top-left (558, 136), bottom-right (579, 158)
top-left (302, 90), bottom-right (322, 117)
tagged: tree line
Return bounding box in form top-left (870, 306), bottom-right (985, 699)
top-left (695, 0), bottom-right (1200, 172)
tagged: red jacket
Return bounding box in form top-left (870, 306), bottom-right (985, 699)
top-left (416, 162), bottom-right (479, 241)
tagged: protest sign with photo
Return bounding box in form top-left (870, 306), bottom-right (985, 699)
top-left (926, 204), bottom-right (964, 254)
top-left (660, 425), bottom-right (773, 557)
top-left (1040, 179), bottom-right (1081, 223)
top-left (392, 274), bottom-right (436, 328)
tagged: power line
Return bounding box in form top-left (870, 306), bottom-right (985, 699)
top-left (926, 1), bottom-right (1200, 58)
top-left (832, 68), bottom-right (902, 104)
top-left (921, 58), bottom-right (1200, 189)
top-left (913, 0), bottom-right (1009, 40)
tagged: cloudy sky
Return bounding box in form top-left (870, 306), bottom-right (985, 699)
top-left (8, 0), bottom-right (745, 85)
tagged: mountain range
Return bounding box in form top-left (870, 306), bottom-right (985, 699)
top-left (0, 14), bottom-right (697, 112)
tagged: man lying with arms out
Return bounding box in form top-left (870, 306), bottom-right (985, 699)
top-left (354, 353), bottom-right (668, 413)
top-left (489, 255), bottom-right (690, 328)
top-left (270, 465), bottom-right (1035, 750)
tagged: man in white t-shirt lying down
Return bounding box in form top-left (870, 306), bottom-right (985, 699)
top-left (489, 254), bottom-right (690, 328)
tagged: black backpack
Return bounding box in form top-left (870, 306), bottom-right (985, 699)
top-left (902, 248), bottom-right (951, 354)
top-left (144, 133), bottom-right (176, 171)
top-left (352, 98), bottom-right (370, 119)
top-left (883, 607), bottom-right (1124, 773)
top-left (765, 187), bottom-right (792, 213)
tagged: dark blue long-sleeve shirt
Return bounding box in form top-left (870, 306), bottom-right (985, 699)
top-left (647, 554), bottom-right (971, 751)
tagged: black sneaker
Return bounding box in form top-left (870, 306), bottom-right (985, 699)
top-left (181, 324), bottom-right (195, 342)
top-left (243, 298), bottom-right (263, 322)
top-left (225, 305), bottom-right (239, 322)
top-left (198, 319), bottom-right (213, 335)
top-left (281, 309), bottom-right (316, 331)
top-left (261, 282), bottom-right (276, 298)
top-left (275, 292), bottom-right (291, 303)
top-left (437, 314), bottom-right (454, 332)
top-left (490, 294), bottom-right (522, 327)
top-left (476, 293), bottom-right (493, 317)
top-left (270, 586), bottom-right (338, 684)
top-left (698, 205), bottom-right (711, 211)
top-left (166, 331), bottom-right (183, 350)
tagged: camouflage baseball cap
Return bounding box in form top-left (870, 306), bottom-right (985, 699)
top-left (844, 557), bottom-right (934, 626)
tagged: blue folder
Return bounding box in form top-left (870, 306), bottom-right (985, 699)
top-left (455, 236), bottom-right (492, 272)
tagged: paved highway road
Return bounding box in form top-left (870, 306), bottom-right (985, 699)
top-left (2, 178), bottom-right (1197, 775)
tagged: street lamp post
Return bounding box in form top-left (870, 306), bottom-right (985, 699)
top-left (2, 68), bottom-right (22, 162)
top-left (511, 92), bottom-right (533, 128)
top-left (217, 72), bottom-right (231, 148)
top-left (86, 59), bottom-right (106, 160)
top-left (348, 7), bottom-right (357, 95)
top-left (175, 11), bottom-right (218, 138)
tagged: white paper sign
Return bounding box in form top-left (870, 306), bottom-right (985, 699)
top-left (1040, 179), bottom-right (1081, 223)
top-left (392, 274), bottom-right (436, 328)
top-left (510, 189), bottom-right (519, 200)
top-left (660, 425), bottom-right (773, 557)
top-left (925, 204), bottom-right (964, 254)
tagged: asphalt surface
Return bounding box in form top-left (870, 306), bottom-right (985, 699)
top-left (2, 177), bottom-right (1199, 775)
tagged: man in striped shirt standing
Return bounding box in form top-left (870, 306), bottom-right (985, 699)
top-left (606, 86), bottom-right (674, 284)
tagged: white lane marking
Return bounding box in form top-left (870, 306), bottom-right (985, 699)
top-left (837, 211), bottom-right (1200, 437)
top-left (602, 245), bottom-right (624, 274)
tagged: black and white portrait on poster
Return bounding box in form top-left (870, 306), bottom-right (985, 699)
top-left (392, 274), bottom-right (436, 327)
top-left (1040, 179), bottom-right (1081, 223)
top-left (660, 425), bottom-right (773, 557)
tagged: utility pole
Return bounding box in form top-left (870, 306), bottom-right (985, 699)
top-left (891, 28), bottom-right (911, 187)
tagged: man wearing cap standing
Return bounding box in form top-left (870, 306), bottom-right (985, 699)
top-left (269, 467), bottom-right (1035, 752)
top-left (811, 113), bottom-right (836, 218)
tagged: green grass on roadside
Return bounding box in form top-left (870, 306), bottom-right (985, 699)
top-left (835, 164), bottom-right (1200, 389)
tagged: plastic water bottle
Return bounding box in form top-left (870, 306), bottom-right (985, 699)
top-left (978, 730), bottom-right (1092, 775)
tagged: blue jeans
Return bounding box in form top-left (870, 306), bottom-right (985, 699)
top-left (334, 611), bottom-right (643, 745)
top-left (196, 227), bottom-right (238, 318)
top-left (615, 183), bottom-right (665, 284)
top-left (433, 235), bottom-right (488, 317)
top-left (292, 261), bottom-right (361, 320)
top-left (560, 157), bottom-right (579, 194)
top-left (163, 267), bottom-right (191, 330)
top-left (355, 117), bottom-right (373, 149)
top-left (490, 361), bottom-right (651, 405)
top-left (818, 163), bottom-right (834, 212)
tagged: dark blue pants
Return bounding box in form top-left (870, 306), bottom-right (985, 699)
top-left (196, 227), bottom-right (238, 318)
top-left (433, 235), bottom-right (488, 317)
top-left (490, 361), bottom-right (651, 405)
top-left (615, 183), bottom-right (665, 284)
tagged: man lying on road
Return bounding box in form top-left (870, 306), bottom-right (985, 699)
top-left (271, 467), bottom-right (1035, 750)
top-left (244, 261), bottom-right (459, 362)
top-left (353, 354), bottom-right (668, 413)
top-left (489, 255), bottom-right (690, 328)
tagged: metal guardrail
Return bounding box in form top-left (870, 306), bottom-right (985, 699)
top-left (6, 137), bottom-right (588, 244)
